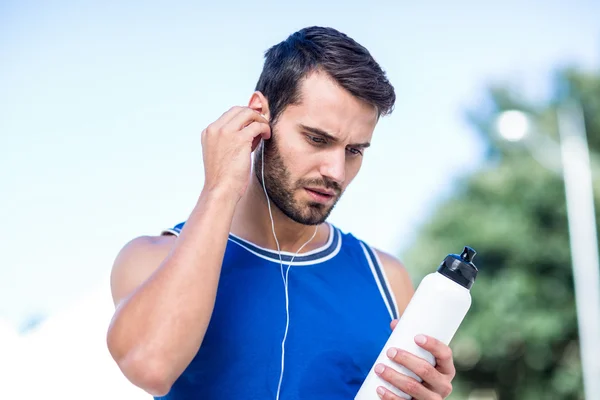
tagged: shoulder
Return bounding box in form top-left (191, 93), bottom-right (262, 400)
top-left (372, 247), bottom-right (416, 317)
top-left (109, 234), bottom-right (177, 306)
top-left (115, 234), bottom-right (177, 263)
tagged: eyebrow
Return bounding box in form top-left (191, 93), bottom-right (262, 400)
top-left (299, 124), bottom-right (371, 148)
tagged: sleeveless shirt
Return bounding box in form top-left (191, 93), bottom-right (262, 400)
top-left (155, 221), bottom-right (399, 399)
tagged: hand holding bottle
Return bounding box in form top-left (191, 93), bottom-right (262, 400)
top-left (355, 247), bottom-right (478, 400)
top-left (374, 319), bottom-right (455, 400)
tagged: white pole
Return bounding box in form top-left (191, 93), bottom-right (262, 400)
top-left (558, 100), bottom-right (600, 399)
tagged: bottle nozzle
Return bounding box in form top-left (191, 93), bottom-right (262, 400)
top-left (437, 246), bottom-right (479, 289)
top-left (460, 246), bottom-right (476, 263)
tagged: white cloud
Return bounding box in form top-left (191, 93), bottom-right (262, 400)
top-left (5, 277), bottom-right (151, 400)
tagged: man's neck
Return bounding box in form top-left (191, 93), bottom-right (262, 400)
top-left (230, 173), bottom-right (329, 254)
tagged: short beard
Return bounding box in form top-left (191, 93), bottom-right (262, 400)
top-left (254, 133), bottom-right (342, 226)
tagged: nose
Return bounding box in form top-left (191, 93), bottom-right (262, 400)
top-left (319, 149), bottom-right (346, 187)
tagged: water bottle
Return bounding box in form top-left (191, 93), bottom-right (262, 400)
top-left (355, 246), bottom-right (478, 400)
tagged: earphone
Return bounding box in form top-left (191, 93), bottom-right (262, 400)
top-left (260, 134), bottom-right (318, 400)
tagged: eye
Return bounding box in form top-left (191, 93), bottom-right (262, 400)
top-left (307, 135), bottom-right (327, 145)
top-left (346, 147), bottom-right (363, 156)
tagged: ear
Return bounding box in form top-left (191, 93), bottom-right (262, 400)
top-left (248, 91), bottom-right (271, 121)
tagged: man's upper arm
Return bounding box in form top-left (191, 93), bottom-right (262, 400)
top-left (110, 235), bottom-right (177, 307)
top-left (375, 249), bottom-right (416, 317)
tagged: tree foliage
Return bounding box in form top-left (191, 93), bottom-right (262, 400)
top-left (402, 64), bottom-right (600, 399)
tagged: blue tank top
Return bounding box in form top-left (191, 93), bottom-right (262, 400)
top-left (157, 222), bottom-right (400, 400)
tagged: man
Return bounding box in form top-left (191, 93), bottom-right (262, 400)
top-left (107, 26), bottom-right (456, 400)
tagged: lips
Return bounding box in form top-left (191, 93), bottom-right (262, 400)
top-left (305, 187), bottom-right (336, 197)
top-left (304, 187), bottom-right (337, 204)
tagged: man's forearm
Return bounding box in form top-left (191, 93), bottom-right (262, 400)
top-left (107, 189), bottom-right (237, 395)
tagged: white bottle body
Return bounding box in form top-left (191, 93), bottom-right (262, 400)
top-left (355, 271), bottom-right (472, 400)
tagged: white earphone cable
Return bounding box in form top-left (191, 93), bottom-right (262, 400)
top-left (261, 141), bottom-right (318, 400)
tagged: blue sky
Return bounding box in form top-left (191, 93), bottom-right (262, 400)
top-left (1, 0), bottom-right (599, 329)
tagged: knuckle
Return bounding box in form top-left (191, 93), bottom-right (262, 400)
top-left (246, 108), bottom-right (260, 120)
top-left (443, 383), bottom-right (453, 397)
top-left (403, 379), bottom-right (420, 395)
top-left (244, 122), bottom-right (260, 135)
top-left (417, 365), bottom-right (433, 380)
top-left (438, 347), bottom-right (452, 361)
top-left (443, 347), bottom-right (453, 360)
top-left (448, 368), bottom-right (456, 380)
top-left (205, 125), bottom-right (217, 135)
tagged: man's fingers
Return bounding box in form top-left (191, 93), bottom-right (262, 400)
top-left (414, 335), bottom-right (456, 378)
top-left (390, 319), bottom-right (399, 331)
top-left (208, 106), bottom-right (246, 132)
top-left (228, 107), bottom-right (269, 132)
top-left (374, 363), bottom-right (441, 400)
top-left (241, 122), bottom-right (271, 145)
top-left (386, 347), bottom-right (451, 397)
top-left (374, 385), bottom-right (403, 400)
top-left (207, 106), bottom-right (268, 135)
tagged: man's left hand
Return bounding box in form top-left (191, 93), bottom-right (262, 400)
top-left (374, 319), bottom-right (455, 400)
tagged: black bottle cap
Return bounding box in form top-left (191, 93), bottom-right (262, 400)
top-left (437, 246), bottom-right (479, 289)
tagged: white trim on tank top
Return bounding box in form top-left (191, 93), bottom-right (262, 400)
top-left (164, 222), bottom-right (342, 266)
top-left (370, 246), bottom-right (400, 320)
top-left (228, 223), bottom-right (335, 257)
top-left (228, 224), bottom-right (342, 266)
top-left (359, 241), bottom-right (400, 321)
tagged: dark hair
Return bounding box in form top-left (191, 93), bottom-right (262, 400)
top-left (255, 26), bottom-right (396, 124)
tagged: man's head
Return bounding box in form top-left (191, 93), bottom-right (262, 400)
top-left (251, 26), bottom-right (396, 225)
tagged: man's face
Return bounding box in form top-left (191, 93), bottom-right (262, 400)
top-left (254, 71), bottom-right (379, 225)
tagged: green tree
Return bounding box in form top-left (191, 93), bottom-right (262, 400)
top-left (402, 65), bottom-right (600, 400)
